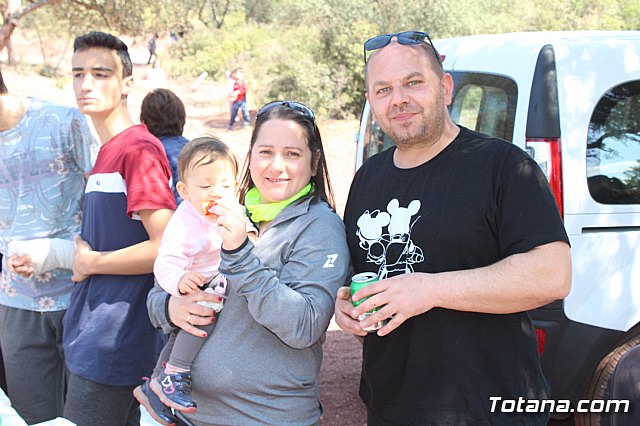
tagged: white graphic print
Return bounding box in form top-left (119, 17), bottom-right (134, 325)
top-left (356, 199), bottom-right (424, 279)
top-left (323, 254), bottom-right (338, 268)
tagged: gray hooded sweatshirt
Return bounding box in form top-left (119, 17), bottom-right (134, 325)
top-left (147, 195), bottom-right (351, 425)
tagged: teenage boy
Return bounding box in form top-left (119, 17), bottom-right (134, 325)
top-left (63, 31), bottom-right (175, 426)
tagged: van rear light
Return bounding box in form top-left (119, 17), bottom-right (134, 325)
top-left (525, 138), bottom-right (564, 218)
top-left (535, 328), bottom-right (547, 354)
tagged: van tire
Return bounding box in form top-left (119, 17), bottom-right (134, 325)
top-left (574, 326), bottom-right (640, 426)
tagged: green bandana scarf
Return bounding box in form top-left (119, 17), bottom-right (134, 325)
top-left (245, 183), bottom-right (313, 223)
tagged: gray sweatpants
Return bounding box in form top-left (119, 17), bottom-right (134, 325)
top-left (63, 372), bottom-right (140, 426)
top-left (0, 305), bottom-right (66, 425)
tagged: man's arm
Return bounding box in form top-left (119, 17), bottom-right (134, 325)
top-left (350, 241), bottom-right (571, 336)
top-left (8, 238), bottom-right (76, 277)
top-left (72, 208), bottom-right (173, 282)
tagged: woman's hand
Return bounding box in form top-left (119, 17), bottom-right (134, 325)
top-left (211, 198), bottom-right (250, 251)
top-left (168, 291), bottom-right (219, 337)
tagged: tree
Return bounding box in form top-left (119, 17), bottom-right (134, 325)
top-left (197, 0), bottom-right (233, 29)
top-left (1, 0), bottom-right (57, 57)
top-left (1, 0), bottom-right (199, 59)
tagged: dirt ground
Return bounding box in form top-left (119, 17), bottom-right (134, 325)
top-left (319, 331), bottom-right (367, 425)
top-left (2, 50), bottom-right (366, 424)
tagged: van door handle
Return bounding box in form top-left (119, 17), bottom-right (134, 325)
top-left (581, 226), bottom-right (640, 234)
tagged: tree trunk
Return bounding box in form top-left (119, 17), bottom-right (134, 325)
top-left (0, 0), bottom-right (58, 55)
top-left (0, 14), bottom-right (18, 54)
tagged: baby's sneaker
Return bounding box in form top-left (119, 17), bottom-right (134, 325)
top-left (152, 369), bottom-right (197, 412)
top-left (133, 378), bottom-right (178, 425)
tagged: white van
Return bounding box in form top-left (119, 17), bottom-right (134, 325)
top-left (355, 31), bottom-right (640, 423)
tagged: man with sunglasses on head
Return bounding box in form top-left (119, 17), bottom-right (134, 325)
top-left (335, 31), bottom-right (572, 425)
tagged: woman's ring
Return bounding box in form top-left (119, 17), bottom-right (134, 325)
top-left (186, 313), bottom-right (192, 323)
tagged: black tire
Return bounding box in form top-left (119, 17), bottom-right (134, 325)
top-left (574, 325), bottom-right (640, 426)
top-left (549, 416), bottom-right (575, 425)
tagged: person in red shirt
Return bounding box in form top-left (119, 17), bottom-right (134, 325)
top-left (227, 68), bottom-right (250, 130)
top-left (64, 31), bottom-right (175, 426)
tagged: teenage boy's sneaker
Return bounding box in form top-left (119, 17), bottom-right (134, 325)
top-left (152, 369), bottom-right (197, 412)
top-left (133, 379), bottom-right (178, 426)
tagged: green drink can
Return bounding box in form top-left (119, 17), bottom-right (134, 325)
top-left (350, 272), bottom-right (386, 332)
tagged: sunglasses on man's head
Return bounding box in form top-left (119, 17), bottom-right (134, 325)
top-left (256, 100), bottom-right (316, 122)
top-left (363, 30), bottom-right (442, 66)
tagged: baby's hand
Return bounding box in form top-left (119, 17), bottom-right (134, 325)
top-left (179, 272), bottom-right (206, 295)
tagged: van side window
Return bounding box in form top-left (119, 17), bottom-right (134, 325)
top-left (364, 121), bottom-right (395, 162)
top-left (586, 81), bottom-right (640, 204)
top-left (449, 72), bottom-right (517, 142)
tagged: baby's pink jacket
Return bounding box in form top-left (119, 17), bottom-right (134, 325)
top-left (154, 200), bottom-right (222, 296)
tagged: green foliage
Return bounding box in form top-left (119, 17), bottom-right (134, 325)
top-left (160, 0), bottom-right (640, 118)
top-left (141, 1), bottom-right (194, 33)
top-left (363, 0), bottom-right (455, 37)
top-left (614, 0), bottom-right (640, 30)
top-left (8, 0), bottom-right (640, 118)
top-left (162, 13), bottom-right (257, 80)
top-left (244, 0), bottom-right (273, 24)
top-left (266, 57), bottom-right (336, 117)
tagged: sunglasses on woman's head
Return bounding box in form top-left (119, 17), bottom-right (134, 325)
top-left (256, 101), bottom-right (316, 123)
top-left (363, 30), bottom-right (442, 66)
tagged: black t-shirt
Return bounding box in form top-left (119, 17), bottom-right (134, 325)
top-left (344, 127), bottom-right (569, 425)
